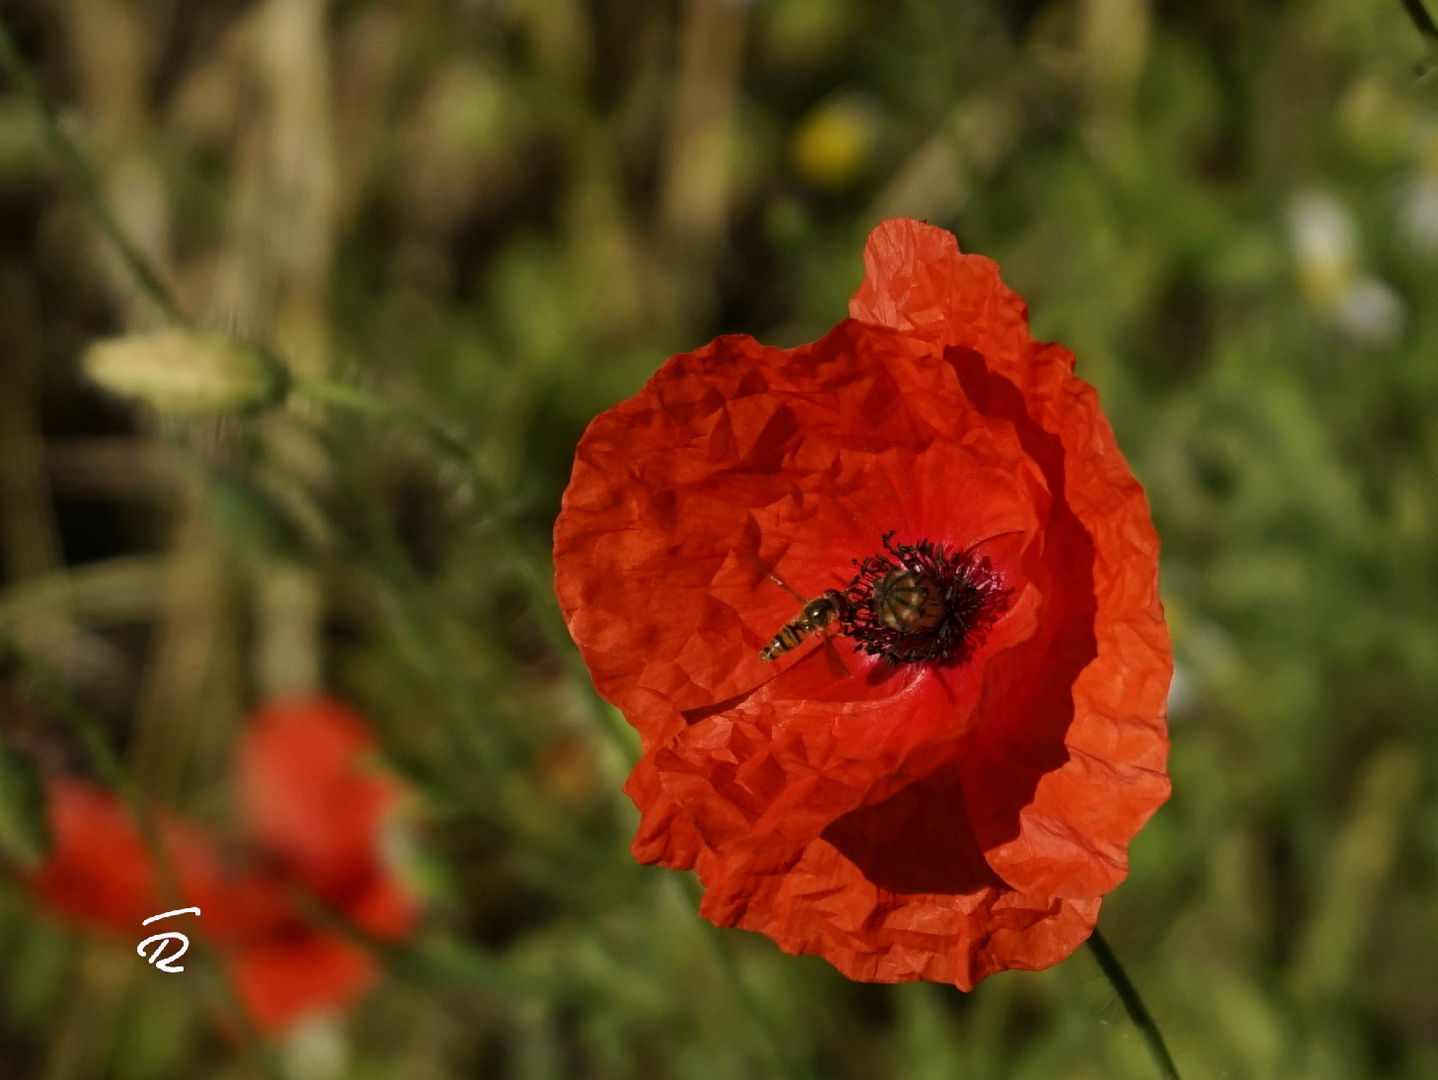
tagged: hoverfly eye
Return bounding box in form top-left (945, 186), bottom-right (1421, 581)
top-left (803, 598), bottom-right (834, 624)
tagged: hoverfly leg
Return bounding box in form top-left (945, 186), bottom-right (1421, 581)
top-left (766, 572), bottom-right (806, 605)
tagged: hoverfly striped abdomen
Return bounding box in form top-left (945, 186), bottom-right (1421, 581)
top-left (759, 591), bottom-right (846, 662)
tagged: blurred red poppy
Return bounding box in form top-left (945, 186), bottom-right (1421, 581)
top-left (230, 696), bottom-right (417, 1032)
top-left (238, 697), bottom-right (416, 943)
top-left (27, 696), bottom-right (416, 1033)
top-left (28, 780), bottom-right (228, 932)
top-left (553, 217), bottom-right (1171, 987)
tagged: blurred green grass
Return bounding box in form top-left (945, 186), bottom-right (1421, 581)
top-left (0, 0), bottom-right (1436, 1077)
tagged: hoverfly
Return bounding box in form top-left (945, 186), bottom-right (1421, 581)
top-left (759, 589), bottom-right (847, 662)
top-left (737, 535), bottom-right (850, 673)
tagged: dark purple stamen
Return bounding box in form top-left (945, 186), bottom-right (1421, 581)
top-left (840, 532), bottom-right (1010, 665)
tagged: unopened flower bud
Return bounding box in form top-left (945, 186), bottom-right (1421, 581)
top-left (82, 330), bottom-right (288, 416)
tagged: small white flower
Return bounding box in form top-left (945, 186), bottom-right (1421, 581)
top-left (1335, 275), bottom-right (1406, 348)
top-left (1396, 175), bottom-right (1438, 255)
top-left (1287, 191), bottom-right (1407, 348)
top-left (1289, 191), bottom-right (1358, 306)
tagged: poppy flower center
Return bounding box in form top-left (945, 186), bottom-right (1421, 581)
top-left (840, 532), bottom-right (1009, 665)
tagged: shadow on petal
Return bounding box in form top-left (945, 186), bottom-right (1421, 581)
top-left (824, 762), bottom-right (1004, 895)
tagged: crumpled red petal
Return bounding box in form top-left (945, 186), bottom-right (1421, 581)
top-left (554, 217), bottom-right (1171, 988)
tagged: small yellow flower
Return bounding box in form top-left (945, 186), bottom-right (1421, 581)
top-left (791, 95), bottom-right (882, 191)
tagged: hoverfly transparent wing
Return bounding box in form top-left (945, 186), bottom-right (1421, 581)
top-left (736, 544), bottom-right (807, 605)
top-left (820, 629), bottom-right (851, 678)
top-left (736, 525), bottom-right (850, 675)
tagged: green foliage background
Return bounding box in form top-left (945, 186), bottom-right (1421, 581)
top-left (0, 0), bottom-right (1436, 1077)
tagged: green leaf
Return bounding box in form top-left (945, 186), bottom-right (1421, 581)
top-left (0, 738), bottom-right (49, 868)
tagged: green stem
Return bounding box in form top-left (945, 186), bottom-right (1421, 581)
top-left (293, 377), bottom-right (637, 760)
top-left (681, 874), bottom-right (808, 1080)
top-left (1400, 0), bottom-right (1438, 50)
top-left (283, 879), bottom-right (511, 994)
top-left (1087, 928), bottom-right (1182, 1080)
top-left (0, 17), bottom-right (185, 325)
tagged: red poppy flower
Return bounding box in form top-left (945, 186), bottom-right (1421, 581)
top-left (26, 696), bottom-right (416, 1034)
top-left (553, 217), bottom-right (1171, 988)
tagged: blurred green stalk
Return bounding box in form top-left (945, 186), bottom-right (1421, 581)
top-left (1401, 0), bottom-right (1438, 51)
top-left (292, 377), bottom-right (634, 758)
top-left (0, 17), bottom-right (184, 325)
